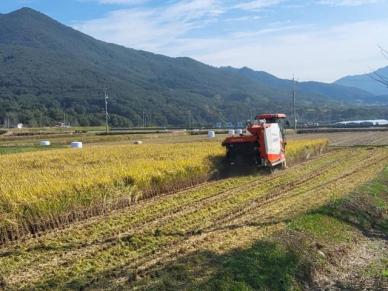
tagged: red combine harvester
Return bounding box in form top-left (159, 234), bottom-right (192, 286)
top-left (222, 113), bottom-right (288, 170)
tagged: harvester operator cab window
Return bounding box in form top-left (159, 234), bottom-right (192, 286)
top-left (277, 119), bottom-right (288, 142)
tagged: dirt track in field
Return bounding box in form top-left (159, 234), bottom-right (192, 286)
top-left (292, 131), bottom-right (388, 146)
top-left (1, 147), bottom-right (387, 290)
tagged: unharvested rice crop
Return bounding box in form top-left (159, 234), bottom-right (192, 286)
top-left (0, 139), bottom-right (327, 243)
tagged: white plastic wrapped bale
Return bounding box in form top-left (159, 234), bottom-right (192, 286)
top-left (228, 129), bottom-right (235, 136)
top-left (236, 129), bottom-right (243, 135)
top-left (71, 142), bottom-right (83, 149)
top-left (208, 131), bottom-right (216, 138)
top-left (39, 140), bottom-right (51, 146)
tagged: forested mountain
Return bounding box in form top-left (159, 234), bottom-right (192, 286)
top-left (0, 7), bottom-right (387, 127)
top-left (223, 67), bottom-right (380, 104)
top-left (335, 66), bottom-right (388, 96)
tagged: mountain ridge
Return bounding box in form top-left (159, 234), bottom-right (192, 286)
top-left (335, 66), bottom-right (388, 96)
top-left (222, 66), bottom-right (377, 104)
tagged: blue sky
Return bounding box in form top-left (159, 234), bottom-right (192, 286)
top-left (1, 0), bottom-right (388, 82)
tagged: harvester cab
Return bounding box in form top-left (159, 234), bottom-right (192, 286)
top-left (222, 113), bottom-right (288, 169)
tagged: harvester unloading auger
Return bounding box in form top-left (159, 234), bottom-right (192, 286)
top-left (222, 113), bottom-right (288, 170)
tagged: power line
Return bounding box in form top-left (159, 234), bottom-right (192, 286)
top-left (104, 88), bottom-right (109, 134)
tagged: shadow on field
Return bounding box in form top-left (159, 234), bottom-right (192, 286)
top-left (61, 238), bottom-right (309, 291)
top-left (207, 155), bottom-right (266, 180)
top-left (26, 217), bottom-right (306, 290)
top-left (311, 176), bottom-right (388, 239)
top-left (134, 241), bottom-right (307, 291)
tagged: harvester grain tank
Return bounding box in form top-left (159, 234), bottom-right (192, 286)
top-left (222, 113), bottom-right (288, 169)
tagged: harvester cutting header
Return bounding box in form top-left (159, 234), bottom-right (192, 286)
top-left (222, 113), bottom-right (288, 170)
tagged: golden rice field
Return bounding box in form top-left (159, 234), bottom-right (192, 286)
top-left (0, 139), bottom-right (327, 243)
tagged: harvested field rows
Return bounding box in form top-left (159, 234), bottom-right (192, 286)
top-left (293, 131), bottom-right (388, 146)
top-left (0, 147), bottom-right (387, 290)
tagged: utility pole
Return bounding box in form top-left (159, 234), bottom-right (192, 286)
top-left (292, 76), bottom-right (297, 131)
top-left (188, 110), bottom-right (192, 129)
top-left (142, 110), bottom-right (145, 128)
top-left (104, 88), bottom-right (109, 134)
top-left (149, 111), bottom-right (152, 127)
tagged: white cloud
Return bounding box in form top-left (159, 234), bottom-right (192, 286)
top-left (74, 0), bottom-right (223, 52)
top-left (80, 0), bottom-right (149, 5)
top-left (233, 0), bottom-right (283, 10)
top-left (318, 0), bottom-right (384, 6)
top-left (99, 0), bottom-right (146, 4)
